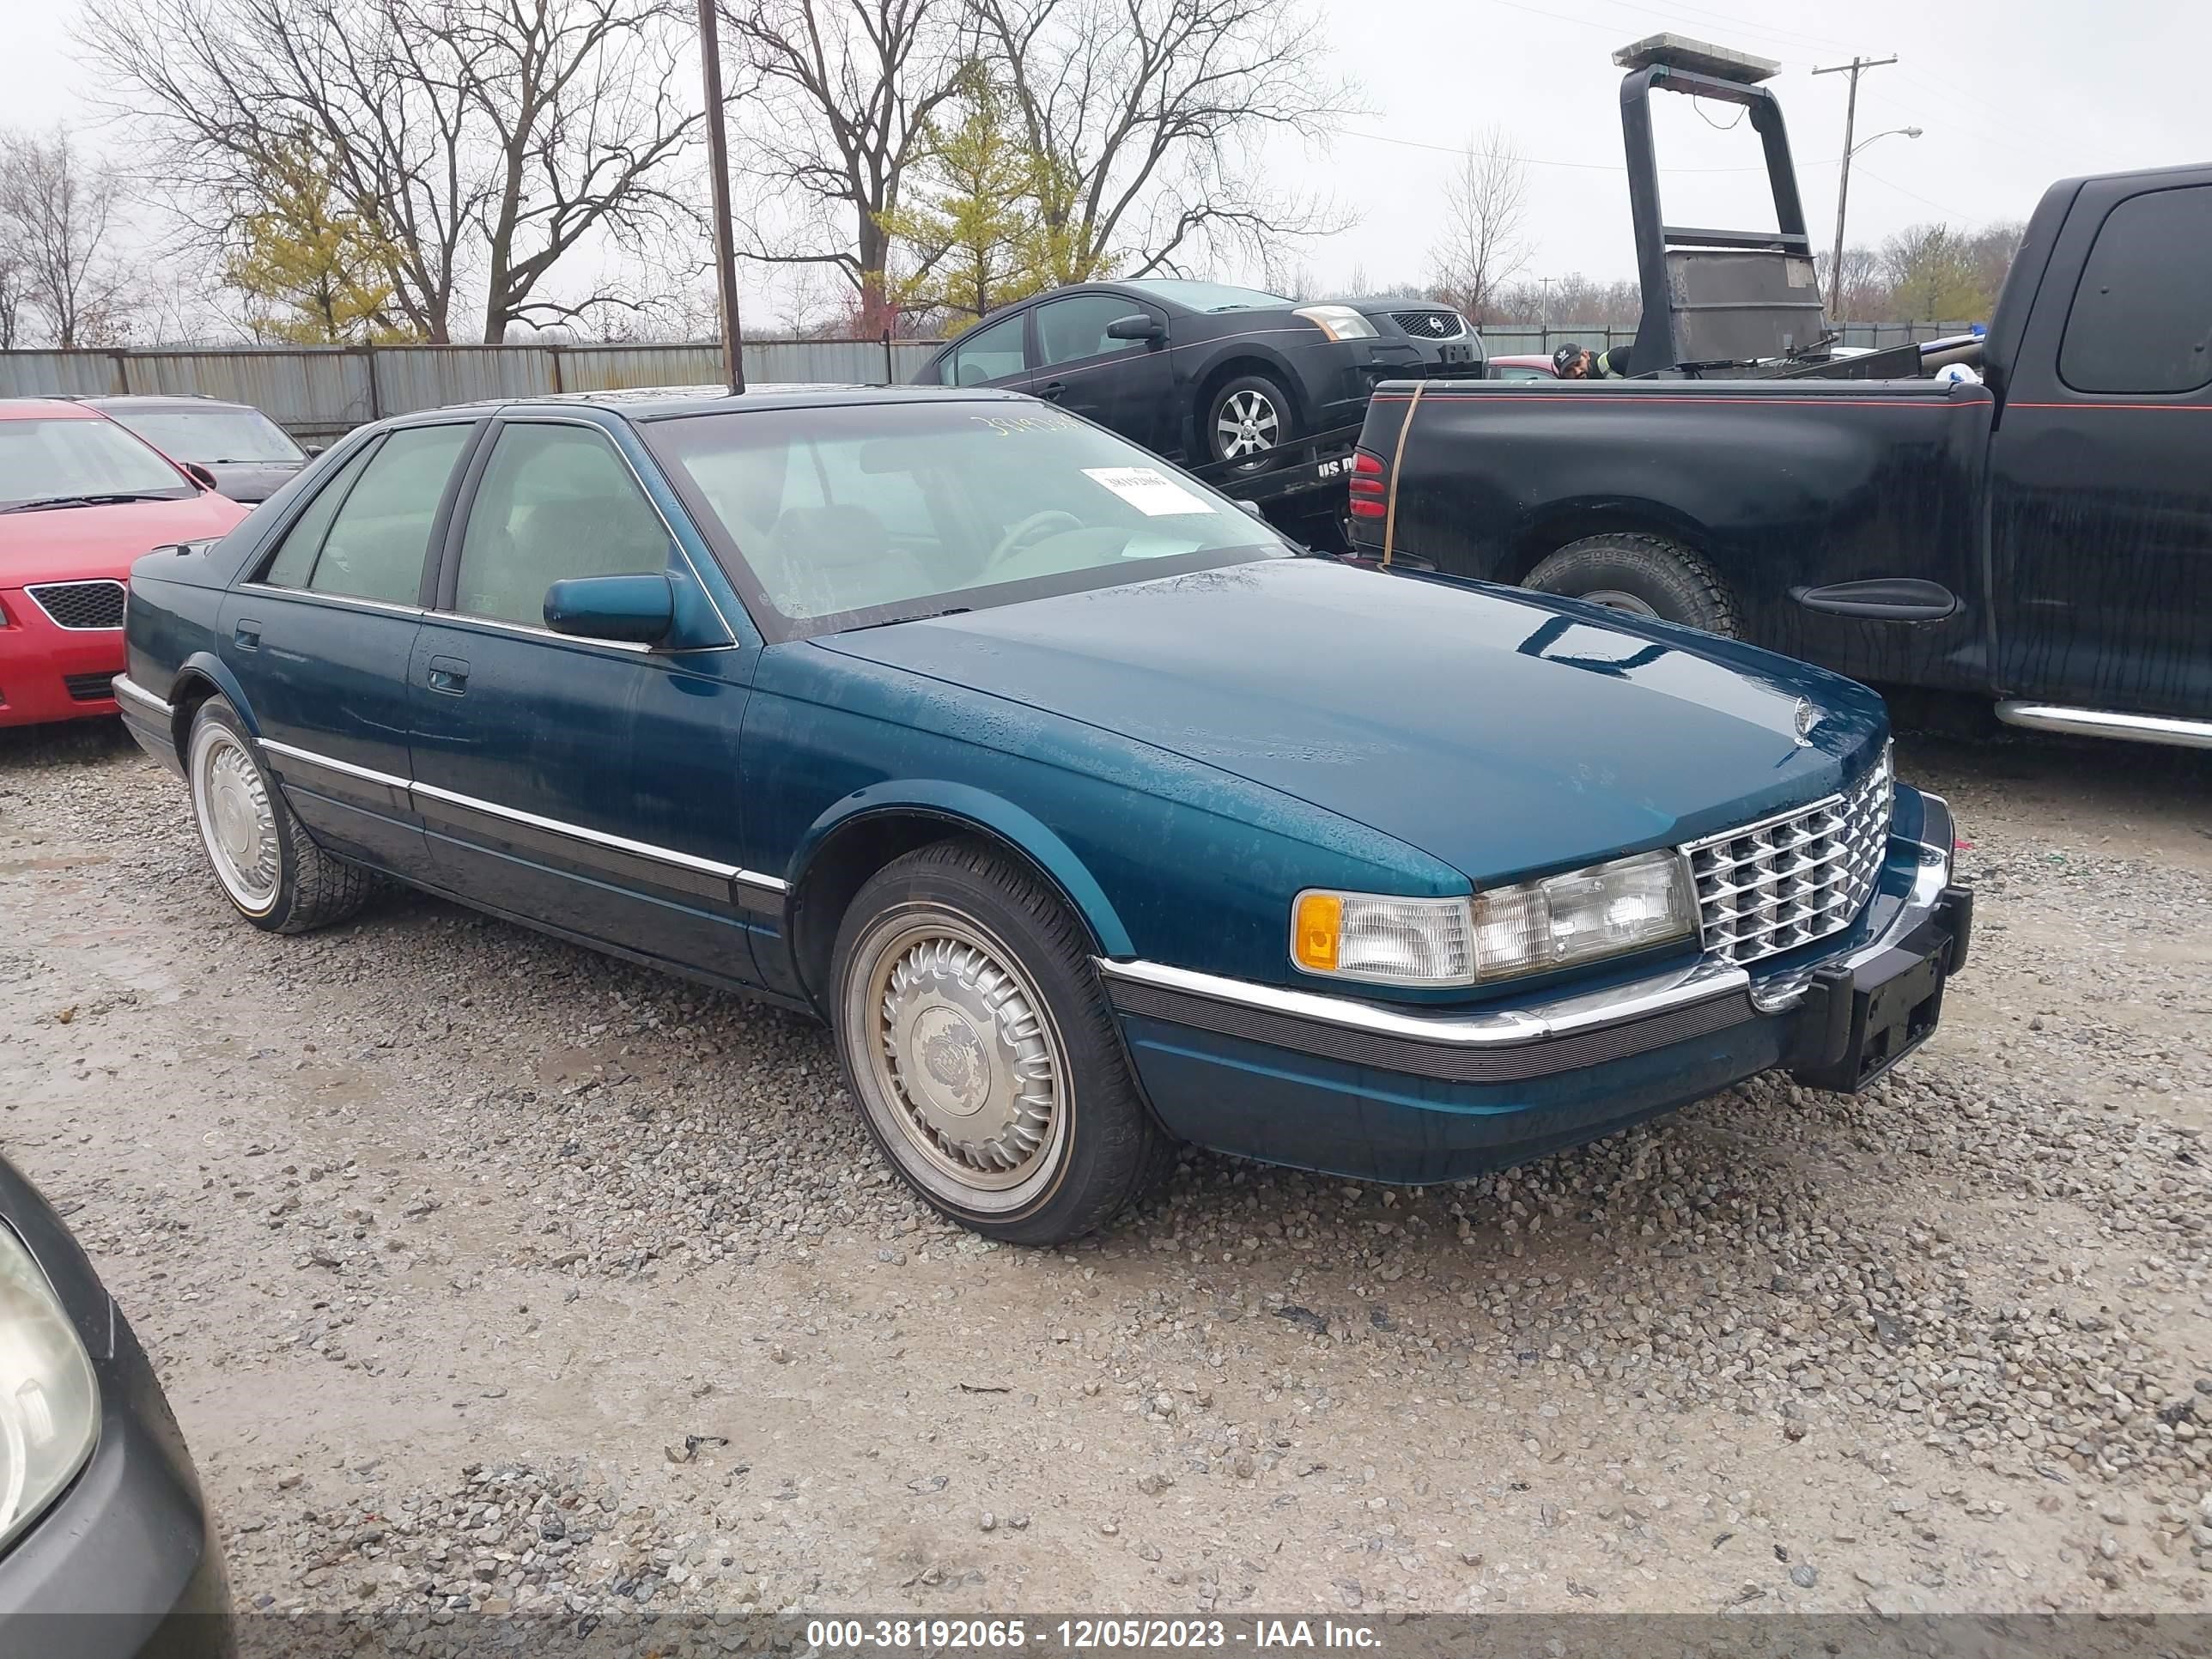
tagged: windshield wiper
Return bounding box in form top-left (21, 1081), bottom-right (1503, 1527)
top-left (0, 491), bottom-right (177, 515)
top-left (839, 605), bottom-right (973, 633)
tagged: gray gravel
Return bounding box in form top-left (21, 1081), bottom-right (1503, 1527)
top-left (2, 719), bottom-right (2209, 1618)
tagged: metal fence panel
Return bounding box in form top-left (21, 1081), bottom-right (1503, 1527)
top-left (0, 325), bottom-right (1981, 441)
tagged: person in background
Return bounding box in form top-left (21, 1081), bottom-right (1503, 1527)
top-left (1553, 343), bottom-right (1633, 379)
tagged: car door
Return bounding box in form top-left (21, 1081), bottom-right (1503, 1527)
top-left (404, 415), bottom-right (766, 986)
top-left (1029, 294), bottom-right (1175, 451)
top-left (1990, 176), bottom-right (2212, 719)
top-left (220, 420), bottom-right (479, 873)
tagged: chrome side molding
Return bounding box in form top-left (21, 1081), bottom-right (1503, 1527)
top-left (110, 676), bottom-right (174, 720)
top-left (1996, 702), bottom-right (2212, 750)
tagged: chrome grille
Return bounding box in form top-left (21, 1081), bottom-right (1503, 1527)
top-left (1390, 309), bottom-right (1466, 339)
top-left (1686, 749), bottom-right (1893, 968)
top-left (27, 579), bottom-right (126, 630)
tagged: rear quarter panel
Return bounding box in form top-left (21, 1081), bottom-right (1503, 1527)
top-left (1359, 380), bottom-right (1997, 693)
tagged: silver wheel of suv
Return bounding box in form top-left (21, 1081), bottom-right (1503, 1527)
top-left (189, 720), bottom-right (280, 915)
top-left (842, 904), bottom-right (1072, 1215)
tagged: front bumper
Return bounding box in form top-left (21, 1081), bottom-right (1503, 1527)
top-left (0, 587), bottom-right (124, 727)
top-left (1100, 795), bottom-right (1969, 1185)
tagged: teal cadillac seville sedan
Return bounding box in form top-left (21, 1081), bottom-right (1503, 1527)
top-left (114, 386), bottom-right (1972, 1245)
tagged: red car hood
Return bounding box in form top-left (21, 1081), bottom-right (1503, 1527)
top-left (0, 493), bottom-right (248, 587)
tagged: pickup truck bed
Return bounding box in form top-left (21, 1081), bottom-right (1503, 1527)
top-left (1351, 162), bottom-right (2212, 743)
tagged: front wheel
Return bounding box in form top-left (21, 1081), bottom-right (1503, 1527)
top-left (186, 696), bottom-right (373, 933)
top-left (1206, 374), bottom-right (1296, 468)
top-left (831, 839), bottom-right (1173, 1244)
top-left (1523, 532), bottom-right (1740, 635)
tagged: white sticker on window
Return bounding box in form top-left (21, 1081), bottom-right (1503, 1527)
top-left (1081, 466), bottom-right (1215, 517)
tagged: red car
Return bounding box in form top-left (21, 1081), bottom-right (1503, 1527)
top-left (2, 400), bottom-right (249, 727)
top-left (1485, 353), bottom-right (1560, 380)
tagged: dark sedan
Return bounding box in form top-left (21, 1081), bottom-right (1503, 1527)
top-left (84, 397), bottom-right (308, 504)
top-left (0, 1154), bottom-right (230, 1656)
top-left (910, 280), bottom-right (1483, 465)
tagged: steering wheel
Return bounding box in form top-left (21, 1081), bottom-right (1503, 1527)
top-left (987, 509), bottom-right (1084, 569)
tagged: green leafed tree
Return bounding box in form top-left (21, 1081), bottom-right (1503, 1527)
top-left (879, 71), bottom-right (1064, 329)
top-left (222, 140), bottom-right (416, 343)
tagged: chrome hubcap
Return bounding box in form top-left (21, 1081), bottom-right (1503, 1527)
top-left (191, 726), bottom-right (279, 913)
top-left (1216, 390), bottom-right (1279, 459)
top-left (1583, 587), bottom-right (1662, 618)
top-left (850, 911), bottom-right (1069, 1210)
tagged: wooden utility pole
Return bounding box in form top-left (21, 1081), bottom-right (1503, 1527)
top-left (1813, 54), bottom-right (1899, 322)
top-left (696, 0), bottom-right (746, 395)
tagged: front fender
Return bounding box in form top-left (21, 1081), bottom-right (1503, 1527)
top-left (792, 780), bottom-right (1136, 958)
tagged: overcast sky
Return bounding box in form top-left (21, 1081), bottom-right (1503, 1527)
top-left (3, 0), bottom-right (2202, 323)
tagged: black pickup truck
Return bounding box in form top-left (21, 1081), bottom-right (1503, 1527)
top-left (1351, 164), bottom-right (2212, 749)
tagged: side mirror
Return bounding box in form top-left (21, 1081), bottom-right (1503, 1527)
top-left (543, 572), bottom-right (675, 646)
top-left (1105, 313), bottom-right (1165, 343)
top-left (181, 460), bottom-right (221, 491)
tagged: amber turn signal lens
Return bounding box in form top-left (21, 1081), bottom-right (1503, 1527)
top-left (1292, 891), bottom-right (1343, 972)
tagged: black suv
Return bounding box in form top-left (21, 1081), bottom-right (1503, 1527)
top-left (910, 280), bottom-right (1483, 465)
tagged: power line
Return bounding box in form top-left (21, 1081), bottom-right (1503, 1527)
top-left (1336, 125), bottom-right (1833, 174)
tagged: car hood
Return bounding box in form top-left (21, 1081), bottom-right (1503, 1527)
top-left (817, 558), bottom-right (1892, 883)
top-left (204, 460), bottom-right (305, 503)
top-left (0, 493), bottom-right (248, 586)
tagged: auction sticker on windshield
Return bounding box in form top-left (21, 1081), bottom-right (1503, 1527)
top-left (1082, 466), bottom-right (1215, 517)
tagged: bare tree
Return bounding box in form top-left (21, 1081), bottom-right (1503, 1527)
top-left (718, 0), bottom-right (969, 333)
top-left (971, 0), bottom-right (1358, 282)
top-left (0, 129), bottom-right (133, 347)
top-left (1428, 125), bottom-right (1527, 325)
top-left (79, 0), bottom-right (700, 343)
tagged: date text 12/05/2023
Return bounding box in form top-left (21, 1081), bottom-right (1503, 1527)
top-left (804, 1620), bottom-right (1385, 1650)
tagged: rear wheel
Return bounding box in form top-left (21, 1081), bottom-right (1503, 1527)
top-left (1523, 532), bottom-right (1740, 635)
top-left (186, 697), bottom-right (373, 933)
top-left (831, 839), bottom-right (1173, 1244)
top-left (1205, 374), bottom-right (1296, 468)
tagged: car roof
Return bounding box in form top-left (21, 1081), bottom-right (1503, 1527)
top-left (81, 393), bottom-right (241, 410)
top-left (416, 382), bottom-right (1042, 422)
top-left (0, 398), bottom-right (106, 421)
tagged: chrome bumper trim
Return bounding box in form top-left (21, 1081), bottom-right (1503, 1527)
top-left (1096, 812), bottom-right (1956, 1051)
top-left (1996, 702), bottom-right (2212, 751)
top-left (110, 675), bottom-right (173, 720)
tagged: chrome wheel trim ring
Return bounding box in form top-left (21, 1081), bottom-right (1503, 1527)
top-left (189, 722), bottom-right (281, 915)
top-left (1583, 587), bottom-right (1662, 618)
top-left (1216, 389), bottom-right (1280, 459)
top-left (843, 906), bottom-right (1071, 1214)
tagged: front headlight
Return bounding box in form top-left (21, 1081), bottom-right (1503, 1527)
top-left (1292, 304), bottom-right (1379, 342)
top-left (1291, 850), bottom-right (1697, 988)
top-left (0, 1224), bottom-right (99, 1552)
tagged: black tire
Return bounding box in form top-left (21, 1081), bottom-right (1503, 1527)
top-left (185, 696), bottom-right (373, 933)
top-left (1204, 373), bottom-right (1297, 468)
top-left (830, 838), bottom-right (1173, 1245)
top-left (1523, 532), bottom-right (1740, 635)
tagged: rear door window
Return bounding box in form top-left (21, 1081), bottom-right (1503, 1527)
top-left (305, 424), bottom-right (474, 605)
top-left (260, 441), bottom-right (379, 587)
top-left (2058, 185), bottom-right (2212, 394)
top-left (944, 311), bottom-right (1029, 386)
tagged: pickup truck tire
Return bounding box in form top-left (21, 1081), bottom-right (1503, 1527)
top-left (1206, 374), bottom-right (1297, 469)
top-left (832, 838), bottom-right (1175, 1245)
top-left (1525, 534), bottom-right (1740, 636)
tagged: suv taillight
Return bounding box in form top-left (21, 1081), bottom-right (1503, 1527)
top-left (1347, 448), bottom-right (1386, 519)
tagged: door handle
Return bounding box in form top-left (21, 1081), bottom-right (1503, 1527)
top-left (1039, 380), bottom-right (1066, 401)
top-left (233, 619), bottom-right (261, 650)
top-left (426, 655), bottom-right (470, 695)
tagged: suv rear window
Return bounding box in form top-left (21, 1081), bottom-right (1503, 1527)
top-left (2058, 185), bottom-right (2212, 395)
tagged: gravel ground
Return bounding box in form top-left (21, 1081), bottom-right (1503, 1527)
top-left (1, 718), bottom-right (2209, 1621)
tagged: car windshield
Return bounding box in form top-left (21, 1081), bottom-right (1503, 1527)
top-left (1123, 279), bottom-right (1295, 313)
top-left (643, 400), bottom-right (1288, 635)
top-left (0, 417), bottom-right (192, 508)
top-left (103, 404), bottom-right (303, 465)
